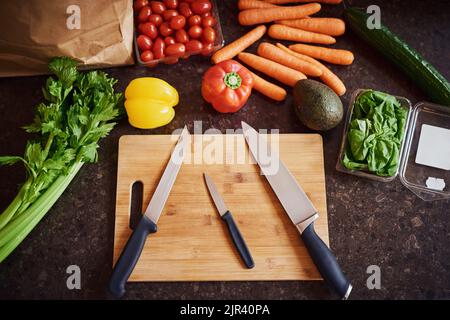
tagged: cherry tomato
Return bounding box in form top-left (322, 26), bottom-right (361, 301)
top-left (178, 2), bottom-right (193, 17)
top-left (138, 22), bottom-right (158, 39)
top-left (134, 0), bottom-right (149, 12)
top-left (137, 34), bottom-right (153, 51)
top-left (185, 39), bottom-right (203, 53)
top-left (163, 9), bottom-right (178, 21)
top-left (188, 25), bottom-right (202, 39)
top-left (175, 29), bottom-right (189, 43)
top-left (191, 0), bottom-right (211, 15)
top-left (164, 36), bottom-right (176, 46)
top-left (137, 22), bottom-right (146, 34)
top-left (170, 15), bottom-right (186, 30)
top-left (153, 37), bottom-right (165, 59)
top-left (188, 15), bottom-right (201, 26)
top-left (159, 22), bottom-right (173, 36)
top-left (150, 1), bottom-right (166, 14)
top-left (140, 50), bottom-right (154, 62)
top-left (138, 6), bottom-right (152, 22)
top-left (202, 26), bottom-right (215, 43)
top-left (165, 43), bottom-right (186, 57)
top-left (163, 0), bottom-right (178, 9)
top-left (148, 14), bottom-right (163, 26)
top-left (201, 42), bottom-right (214, 56)
top-left (201, 12), bottom-right (211, 18)
top-left (201, 16), bottom-right (215, 28)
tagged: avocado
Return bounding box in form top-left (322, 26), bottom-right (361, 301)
top-left (293, 79), bottom-right (343, 131)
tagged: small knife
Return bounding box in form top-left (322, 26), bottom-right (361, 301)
top-left (204, 173), bottom-right (254, 269)
top-left (241, 122), bottom-right (352, 299)
top-left (109, 127), bottom-right (190, 298)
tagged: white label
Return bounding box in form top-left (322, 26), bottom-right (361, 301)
top-left (415, 124), bottom-right (450, 170)
top-left (426, 177), bottom-right (446, 191)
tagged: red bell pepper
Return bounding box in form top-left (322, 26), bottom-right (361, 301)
top-left (201, 60), bottom-right (254, 113)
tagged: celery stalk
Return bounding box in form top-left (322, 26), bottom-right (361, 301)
top-left (0, 161), bottom-right (83, 262)
top-left (0, 161), bottom-right (83, 251)
top-left (0, 57), bottom-right (122, 262)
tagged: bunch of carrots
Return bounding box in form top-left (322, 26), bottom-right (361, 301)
top-left (210, 0), bottom-right (354, 101)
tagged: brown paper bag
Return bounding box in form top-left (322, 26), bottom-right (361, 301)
top-left (0, 0), bottom-right (134, 77)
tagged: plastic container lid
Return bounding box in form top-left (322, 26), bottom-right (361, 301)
top-left (399, 101), bottom-right (450, 201)
top-left (337, 89), bottom-right (450, 201)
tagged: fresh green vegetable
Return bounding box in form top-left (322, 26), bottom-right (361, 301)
top-left (0, 57), bottom-right (122, 262)
top-left (344, 7), bottom-right (450, 106)
top-left (342, 90), bottom-right (408, 176)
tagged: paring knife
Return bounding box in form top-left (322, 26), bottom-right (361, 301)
top-left (109, 127), bottom-right (190, 298)
top-left (204, 173), bottom-right (254, 269)
top-left (241, 122), bottom-right (352, 300)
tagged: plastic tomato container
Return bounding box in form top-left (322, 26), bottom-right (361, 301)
top-left (134, 0), bottom-right (224, 67)
top-left (336, 89), bottom-right (450, 201)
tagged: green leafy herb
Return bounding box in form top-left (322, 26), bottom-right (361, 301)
top-left (342, 90), bottom-right (408, 177)
top-left (0, 57), bottom-right (122, 262)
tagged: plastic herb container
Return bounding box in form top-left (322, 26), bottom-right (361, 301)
top-left (134, 0), bottom-right (224, 67)
top-left (336, 89), bottom-right (412, 182)
top-left (337, 89), bottom-right (450, 201)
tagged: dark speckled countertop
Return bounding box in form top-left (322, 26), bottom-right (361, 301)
top-left (0, 0), bottom-right (449, 300)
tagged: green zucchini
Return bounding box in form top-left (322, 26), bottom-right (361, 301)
top-left (344, 7), bottom-right (450, 106)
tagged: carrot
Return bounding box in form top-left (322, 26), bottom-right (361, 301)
top-left (249, 71), bottom-right (287, 101)
top-left (289, 43), bottom-right (354, 65)
top-left (211, 26), bottom-right (267, 64)
top-left (276, 43), bottom-right (346, 95)
top-left (268, 24), bottom-right (336, 44)
top-left (238, 52), bottom-right (306, 87)
top-left (277, 17), bottom-right (345, 36)
top-left (257, 42), bottom-right (322, 77)
top-left (265, 0), bottom-right (342, 4)
top-left (238, 0), bottom-right (277, 10)
top-left (238, 3), bottom-right (321, 26)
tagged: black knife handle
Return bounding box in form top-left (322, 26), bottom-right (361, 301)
top-left (222, 211), bottom-right (255, 269)
top-left (301, 222), bottom-right (352, 300)
top-left (109, 215), bottom-right (157, 298)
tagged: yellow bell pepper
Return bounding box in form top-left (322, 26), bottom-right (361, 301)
top-left (124, 77), bottom-right (179, 129)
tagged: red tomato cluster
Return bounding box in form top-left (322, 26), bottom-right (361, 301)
top-left (134, 0), bottom-right (217, 64)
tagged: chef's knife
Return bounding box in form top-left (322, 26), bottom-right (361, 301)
top-left (241, 122), bottom-right (352, 299)
top-left (109, 127), bottom-right (190, 298)
top-left (204, 173), bottom-right (254, 269)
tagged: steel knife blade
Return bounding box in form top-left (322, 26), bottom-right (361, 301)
top-left (204, 173), bottom-right (228, 216)
top-left (109, 126), bottom-right (190, 298)
top-left (203, 173), bottom-right (254, 269)
top-left (241, 122), bottom-right (318, 228)
top-left (144, 127), bottom-right (190, 223)
top-left (241, 121), bottom-right (352, 300)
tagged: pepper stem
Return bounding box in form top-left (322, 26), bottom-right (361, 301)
top-left (223, 72), bottom-right (242, 90)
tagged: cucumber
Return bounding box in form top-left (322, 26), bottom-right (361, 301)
top-left (344, 7), bottom-right (450, 106)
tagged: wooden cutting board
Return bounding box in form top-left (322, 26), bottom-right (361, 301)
top-left (113, 134), bottom-right (329, 281)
